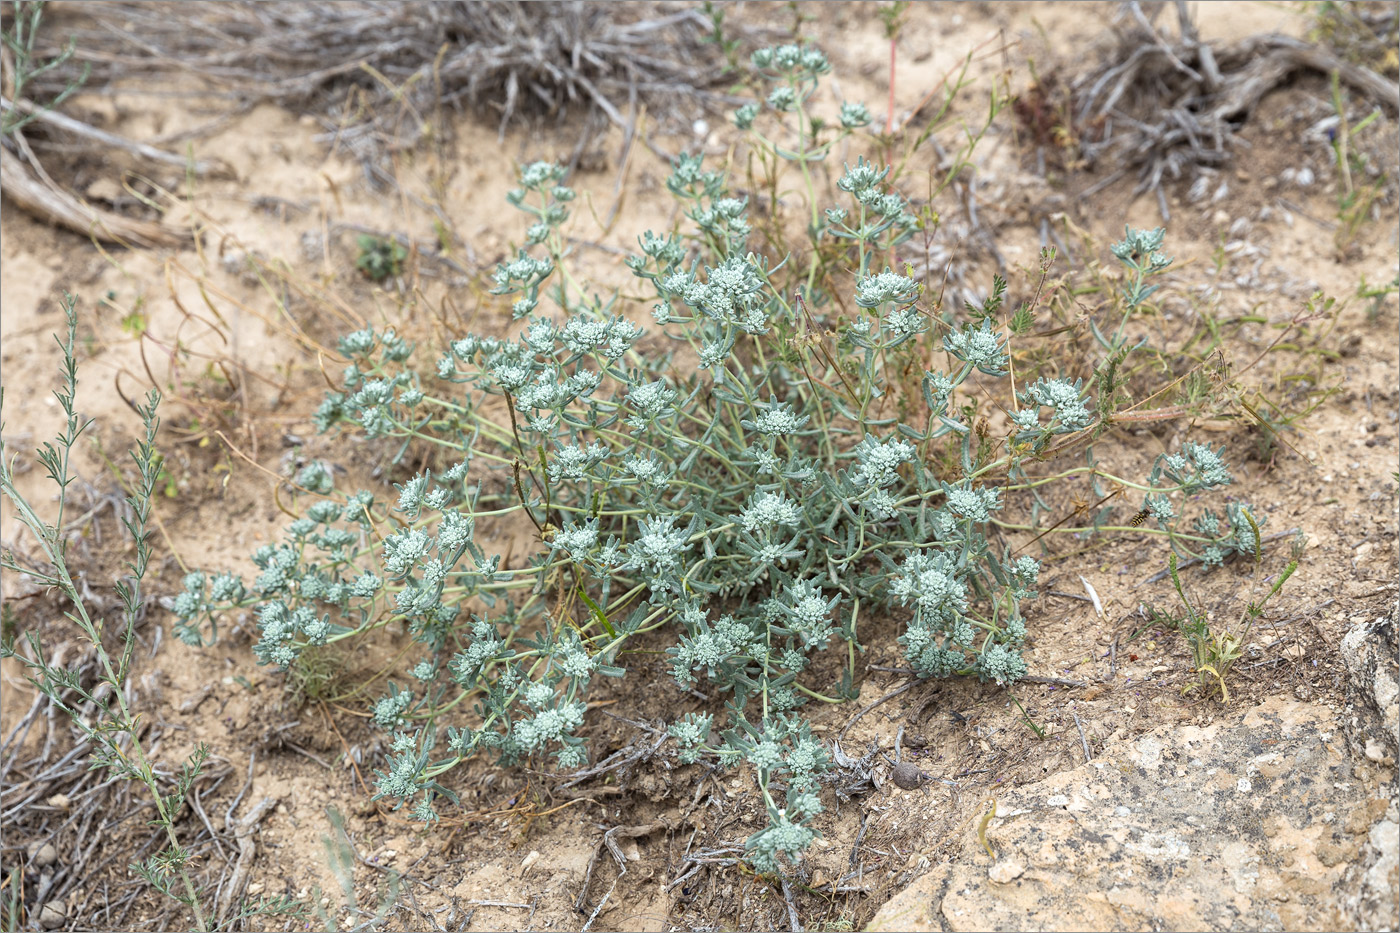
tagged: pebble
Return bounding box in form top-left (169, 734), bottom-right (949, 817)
top-left (29, 842), bottom-right (57, 867)
top-left (891, 761), bottom-right (931, 790)
top-left (38, 900), bottom-right (66, 930)
top-left (988, 859), bottom-right (1025, 884)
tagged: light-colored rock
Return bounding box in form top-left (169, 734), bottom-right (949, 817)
top-left (38, 900), bottom-right (66, 930)
top-left (867, 695), bottom-right (1385, 932)
top-left (1338, 604), bottom-right (1400, 932)
top-left (1340, 608), bottom-right (1399, 759)
top-left (27, 841), bottom-right (57, 867)
top-left (987, 859), bottom-right (1025, 884)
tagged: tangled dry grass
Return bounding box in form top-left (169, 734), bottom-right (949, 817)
top-left (28, 1), bottom-right (728, 144)
top-left (4, 0), bottom-right (736, 241)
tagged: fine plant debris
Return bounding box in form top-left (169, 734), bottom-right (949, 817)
top-left (3, 1), bottom-right (735, 237)
top-left (18, 1), bottom-right (732, 152)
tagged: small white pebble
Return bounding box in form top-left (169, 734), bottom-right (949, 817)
top-left (988, 859), bottom-right (1025, 884)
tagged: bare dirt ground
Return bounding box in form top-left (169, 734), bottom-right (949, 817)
top-left (2, 2), bottom-right (1397, 931)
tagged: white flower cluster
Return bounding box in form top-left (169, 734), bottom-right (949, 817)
top-left (547, 441), bottom-right (609, 483)
top-left (560, 315), bottom-right (641, 360)
top-left (740, 490), bottom-right (801, 533)
top-left (849, 435), bottom-right (915, 491)
top-left (889, 551), bottom-right (968, 626)
top-left (944, 319), bottom-right (1009, 375)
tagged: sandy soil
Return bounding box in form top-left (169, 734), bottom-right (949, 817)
top-left (2, 3), bottom-right (1396, 931)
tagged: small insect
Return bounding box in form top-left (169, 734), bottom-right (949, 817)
top-left (1128, 508), bottom-right (1150, 528)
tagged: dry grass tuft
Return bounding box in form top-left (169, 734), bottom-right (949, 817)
top-left (31, 1), bottom-right (730, 155)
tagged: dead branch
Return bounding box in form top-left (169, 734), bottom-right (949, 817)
top-left (1, 144), bottom-right (185, 247)
top-left (1, 94), bottom-right (231, 175)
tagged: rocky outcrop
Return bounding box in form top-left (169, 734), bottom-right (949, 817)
top-left (1338, 604), bottom-right (1399, 932)
top-left (868, 610), bottom-right (1400, 933)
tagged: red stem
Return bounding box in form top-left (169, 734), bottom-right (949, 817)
top-left (886, 37), bottom-right (897, 135)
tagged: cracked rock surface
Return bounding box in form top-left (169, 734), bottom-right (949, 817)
top-left (868, 608), bottom-right (1400, 933)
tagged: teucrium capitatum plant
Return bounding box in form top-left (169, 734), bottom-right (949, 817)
top-left (177, 44), bottom-right (1262, 874)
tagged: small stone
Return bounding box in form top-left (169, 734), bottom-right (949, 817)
top-left (30, 842), bottom-right (57, 867)
top-left (247, 881), bottom-right (264, 896)
top-left (988, 859), bottom-right (1025, 884)
top-left (84, 177), bottom-right (122, 202)
top-left (891, 762), bottom-right (931, 790)
top-left (46, 794), bottom-right (70, 810)
top-left (38, 900), bottom-right (66, 930)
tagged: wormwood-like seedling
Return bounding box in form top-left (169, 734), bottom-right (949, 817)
top-left (0, 296), bottom-right (212, 929)
top-left (1, 0), bottom-right (90, 138)
top-left (176, 44), bottom-right (1267, 875)
top-left (311, 806), bottom-right (400, 932)
top-left (1152, 530), bottom-right (1302, 702)
top-left (355, 234), bottom-right (408, 283)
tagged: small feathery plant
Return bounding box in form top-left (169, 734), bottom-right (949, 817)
top-left (1154, 528), bottom-right (1302, 703)
top-left (0, 295), bottom-right (212, 929)
top-left (174, 44), bottom-right (1270, 875)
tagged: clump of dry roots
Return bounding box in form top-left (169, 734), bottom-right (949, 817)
top-left (1069, 0), bottom-right (1398, 218)
top-left (3, 1), bottom-right (731, 244)
top-left (26, 2), bottom-right (726, 144)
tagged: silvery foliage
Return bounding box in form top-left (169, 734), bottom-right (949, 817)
top-left (176, 45), bottom-right (1258, 875)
